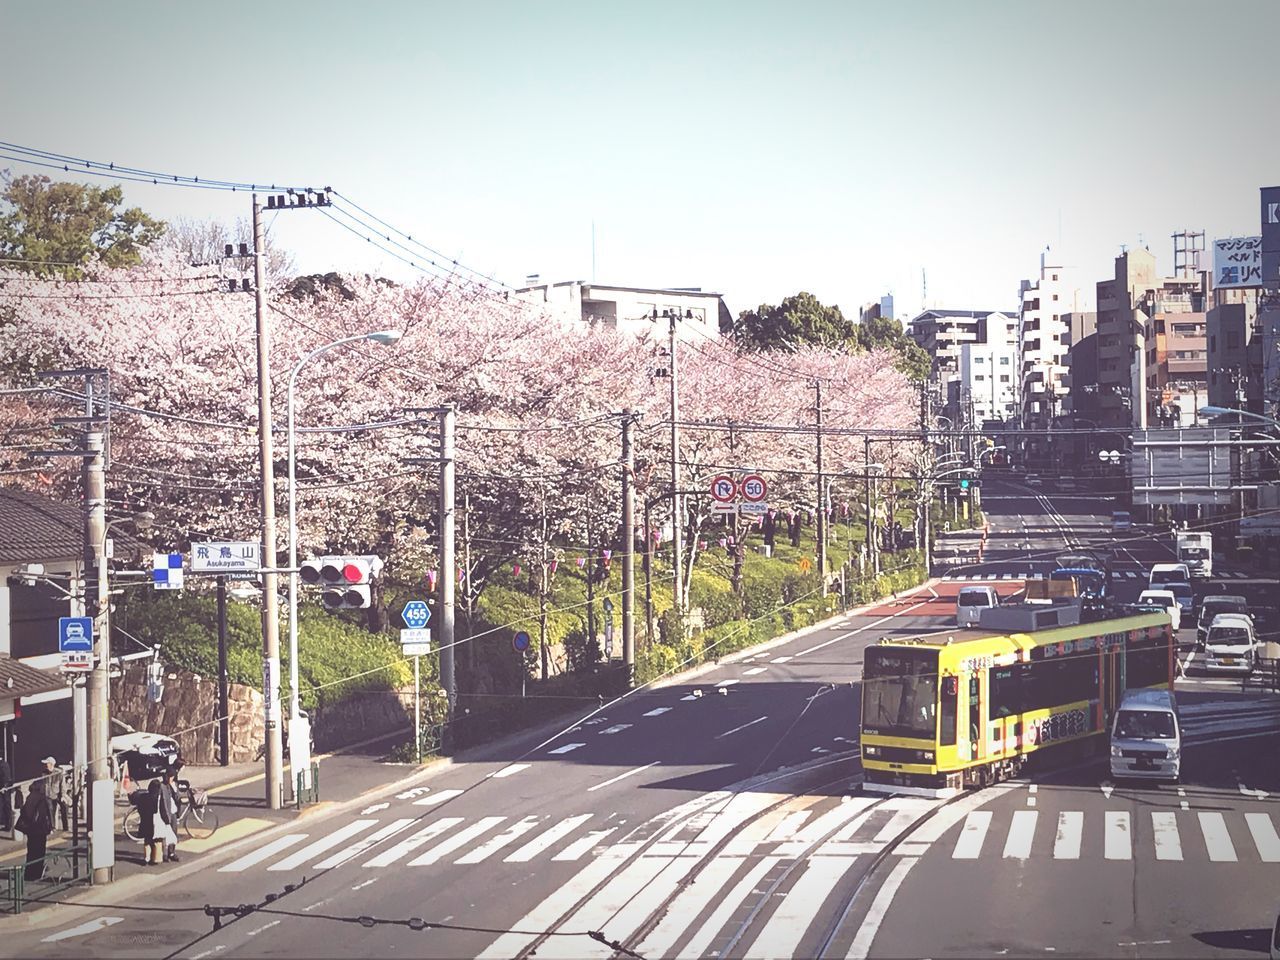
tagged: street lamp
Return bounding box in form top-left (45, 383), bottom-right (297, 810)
top-left (286, 330), bottom-right (402, 734)
top-left (1199, 405), bottom-right (1280, 431)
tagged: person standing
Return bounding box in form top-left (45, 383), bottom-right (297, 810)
top-left (0, 756), bottom-right (13, 832)
top-left (16, 779), bottom-right (54, 881)
top-left (40, 757), bottom-right (66, 831)
top-left (159, 767), bottom-right (181, 862)
top-left (141, 777), bottom-right (170, 866)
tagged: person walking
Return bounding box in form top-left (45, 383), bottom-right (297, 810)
top-left (141, 775), bottom-right (177, 866)
top-left (16, 779), bottom-right (54, 881)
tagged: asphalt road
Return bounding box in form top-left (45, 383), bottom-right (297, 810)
top-left (9, 480), bottom-right (1278, 959)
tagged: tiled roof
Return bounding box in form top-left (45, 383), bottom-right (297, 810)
top-left (0, 656), bottom-right (65, 699)
top-left (0, 487), bottom-right (83, 564)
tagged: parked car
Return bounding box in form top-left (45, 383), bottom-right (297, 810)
top-left (1110, 688), bottom-right (1180, 783)
top-left (1201, 613), bottom-right (1258, 675)
top-left (1196, 595), bottom-right (1251, 649)
top-left (1136, 589), bottom-right (1181, 631)
top-left (955, 585), bottom-right (1000, 627)
top-left (110, 717), bottom-right (180, 779)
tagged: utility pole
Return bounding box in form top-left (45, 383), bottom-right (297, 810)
top-left (864, 435), bottom-right (878, 577)
top-left (585, 495), bottom-right (596, 658)
top-left (539, 491), bottom-right (549, 681)
top-left (251, 195), bottom-right (284, 810)
top-left (462, 492), bottom-right (473, 672)
top-left (621, 410), bottom-right (635, 683)
top-left (667, 311), bottom-right (685, 617)
top-left (217, 576), bottom-right (229, 767)
top-left (815, 381), bottom-right (826, 594)
top-left (439, 405), bottom-right (456, 714)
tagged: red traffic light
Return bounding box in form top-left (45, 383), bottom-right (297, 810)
top-left (341, 562), bottom-right (363, 583)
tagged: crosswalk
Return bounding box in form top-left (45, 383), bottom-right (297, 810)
top-left (940, 569), bottom-right (1260, 582)
top-left (216, 797), bottom-right (1280, 878)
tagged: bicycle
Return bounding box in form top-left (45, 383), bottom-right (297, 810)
top-left (123, 781), bottom-right (219, 843)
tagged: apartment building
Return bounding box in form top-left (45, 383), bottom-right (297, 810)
top-left (514, 281), bottom-right (732, 342)
top-left (907, 308), bottom-right (1017, 426)
top-left (1016, 259), bottom-right (1074, 459)
top-left (959, 338), bottom-right (1018, 424)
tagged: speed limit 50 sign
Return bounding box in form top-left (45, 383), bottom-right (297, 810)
top-left (739, 474), bottom-right (768, 502)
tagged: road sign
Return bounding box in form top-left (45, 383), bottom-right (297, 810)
top-left (152, 552), bottom-right (184, 590)
top-left (513, 630), bottom-right (531, 653)
top-left (712, 502), bottom-right (738, 514)
top-left (710, 474), bottom-right (737, 503)
top-left (739, 502), bottom-right (769, 516)
top-left (401, 600), bottom-right (431, 630)
top-left (798, 557), bottom-right (813, 574)
top-left (191, 541), bottom-right (260, 577)
top-left (602, 597), bottom-right (614, 615)
top-left (740, 474), bottom-right (768, 502)
top-left (58, 616), bottom-right (93, 653)
top-left (60, 652), bottom-right (92, 673)
top-left (400, 627), bottom-right (432, 656)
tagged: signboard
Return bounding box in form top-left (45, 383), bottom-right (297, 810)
top-left (710, 475), bottom-right (736, 503)
top-left (400, 627), bottom-right (432, 656)
top-left (1212, 236), bottom-right (1262, 289)
top-left (513, 630), bottom-right (531, 653)
top-left (1263, 186), bottom-right (1280, 289)
top-left (152, 552), bottom-right (184, 590)
top-left (191, 541), bottom-right (261, 577)
top-left (401, 600), bottom-right (431, 630)
top-left (1133, 428), bottom-right (1232, 506)
top-left (740, 474), bottom-right (768, 502)
top-left (59, 616), bottom-right (94, 673)
top-left (263, 654), bottom-right (280, 724)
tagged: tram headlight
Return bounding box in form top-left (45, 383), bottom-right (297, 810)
top-left (863, 745), bottom-right (880, 757)
top-left (917, 750), bottom-right (935, 762)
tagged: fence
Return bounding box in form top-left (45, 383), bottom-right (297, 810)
top-left (1244, 658), bottom-right (1280, 693)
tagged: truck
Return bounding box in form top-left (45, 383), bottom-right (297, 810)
top-left (1175, 531), bottom-right (1213, 578)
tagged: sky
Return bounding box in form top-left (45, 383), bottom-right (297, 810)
top-left (3, 0), bottom-right (1279, 319)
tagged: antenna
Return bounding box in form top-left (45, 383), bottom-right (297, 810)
top-left (592, 220), bottom-right (597, 284)
top-left (922, 268), bottom-right (927, 310)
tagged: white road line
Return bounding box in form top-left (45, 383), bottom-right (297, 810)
top-left (268, 820), bottom-right (378, 871)
top-left (490, 763), bottom-right (532, 778)
top-left (714, 715), bottom-right (769, 740)
top-left (456, 816), bottom-right (542, 864)
top-left (766, 809), bottom-right (812, 842)
top-left (548, 742), bottom-right (586, 755)
top-left (745, 856), bottom-right (859, 959)
top-left (1198, 812), bottom-right (1238, 862)
top-left (636, 855), bottom-right (745, 958)
top-left (1002, 810), bottom-right (1037, 859)
top-left (505, 814), bottom-right (594, 862)
top-left (363, 817), bottom-right (463, 867)
top-left (775, 797), bottom-right (879, 856)
top-left (1151, 812), bottom-right (1182, 861)
top-left (770, 655), bottom-right (793, 664)
top-left (407, 816), bottom-right (506, 865)
top-left (588, 761), bottom-right (660, 792)
top-left (909, 783), bottom-right (1018, 844)
top-left (313, 818), bottom-right (416, 869)
top-left (743, 666), bottom-right (767, 676)
top-left (41, 917), bottom-right (123, 943)
top-left (600, 724), bottom-right (632, 735)
top-left (872, 808), bottom-right (927, 844)
top-left (1053, 812), bottom-right (1082, 860)
top-left (846, 856), bottom-right (919, 959)
top-left (795, 601), bottom-right (934, 658)
top-left (952, 811), bottom-right (992, 859)
top-left (642, 707), bottom-right (672, 717)
top-left (1104, 812), bottom-right (1131, 860)
top-left (552, 827), bottom-right (617, 861)
top-left (414, 788), bottom-right (464, 806)
top-left (246, 919), bottom-right (281, 937)
top-left (1246, 813), bottom-right (1280, 862)
top-left (716, 679), bottom-right (739, 687)
top-left (553, 855), bottom-right (671, 960)
top-left (678, 856), bottom-right (781, 960)
top-left (219, 833), bottom-right (308, 873)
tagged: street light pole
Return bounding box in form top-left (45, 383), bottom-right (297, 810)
top-left (668, 311), bottom-right (684, 618)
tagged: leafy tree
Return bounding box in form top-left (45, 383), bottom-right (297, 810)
top-left (0, 173), bottom-right (166, 278)
top-left (724, 291), bottom-right (858, 352)
top-left (162, 214), bottom-right (295, 285)
top-left (856, 315), bottom-right (931, 381)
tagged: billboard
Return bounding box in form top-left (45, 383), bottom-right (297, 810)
top-left (1212, 236), bottom-right (1261, 288)
top-left (1263, 186), bottom-right (1280, 289)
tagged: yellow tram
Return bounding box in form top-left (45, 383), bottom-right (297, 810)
top-left (860, 611), bottom-right (1173, 797)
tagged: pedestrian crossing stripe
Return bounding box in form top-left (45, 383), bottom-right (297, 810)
top-left (937, 569), bottom-right (1265, 582)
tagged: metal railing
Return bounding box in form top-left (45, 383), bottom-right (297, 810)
top-left (0, 835), bottom-right (91, 914)
top-left (293, 762), bottom-right (320, 810)
top-left (1244, 658), bottom-right (1280, 693)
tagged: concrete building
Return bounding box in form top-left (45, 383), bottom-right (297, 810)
top-left (1016, 259), bottom-right (1074, 461)
top-left (860, 294), bottom-right (894, 323)
top-left (1206, 289), bottom-right (1262, 413)
top-left (907, 308), bottom-right (1017, 426)
top-left (1095, 249), bottom-right (1159, 428)
top-left (959, 338), bottom-right (1018, 425)
top-left (514, 281), bottom-right (731, 343)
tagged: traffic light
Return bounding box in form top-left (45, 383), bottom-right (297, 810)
top-left (299, 555), bottom-right (384, 609)
top-left (959, 478), bottom-right (971, 490)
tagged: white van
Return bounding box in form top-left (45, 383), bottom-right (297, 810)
top-left (1149, 562), bottom-right (1191, 587)
top-left (1202, 613), bottom-right (1258, 674)
top-left (1136, 589), bottom-right (1181, 631)
top-left (955, 585), bottom-right (999, 627)
top-left (1110, 688), bottom-right (1180, 782)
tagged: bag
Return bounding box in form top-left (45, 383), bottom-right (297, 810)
top-left (14, 811), bottom-right (29, 835)
top-left (129, 788), bottom-right (148, 809)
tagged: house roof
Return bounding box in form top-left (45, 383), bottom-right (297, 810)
top-left (0, 487), bottom-right (84, 564)
top-left (0, 656), bottom-right (65, 699)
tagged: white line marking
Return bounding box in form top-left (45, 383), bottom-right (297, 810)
top-left (268, 820), bottom-right (379, 871)
top-left (766, 809), bottom-right (812, 842)
top-left (407, 816), bottom-right (506, 865)
top-left (456, 816), bottom-right (542, 864)
top-left (679, 856), bottom-right (781, 959)
top-left (1198, 811), bottom-right (1238, 862)
top-left (1104, 811), bottom-right (1131, 860)
top-left (745, 856), bottom-right (859, 959)
top-left (548, 743), bottom-right (586, 755)
top-left (588, 761), bottom-right (659, 792)
top-left (952, 811), bottom-right (992, 859)
top-left (715, 679), bottom-right (739, 687)
top-left (246, 919), bottom-right (281, 936)
top-left (41, 917), bottom-right (124, 943)
top-left (600, 724), bottom-right (632, 735)
top-left (313, 818), bottom-right (416, 869)
top-left (1151, 812), bottom-right (1182, 861)
top-left (506, 814), bottom-right (594, 862)
top-left (642, 707), bottom-right (672, 717)
top-left (351, 876), bottom-right (380, 891)
top-left (715, 715), bottom-right (769, 740)
top-left (219, 833), bottom-right (307, 873)
top-left (1053, 811), bottom-right (1082, 860)
top-left (1246, 813), bottom-right (1280, 862)
top-left (770, 655), bottom-right (793, 664)
top-left (395, 786), bottom-right (430, 800)
top-left (363, 817), bottom-right (462, 867)
top-left (359, 802), bottom-right (389, 815)
top-left (636, 856), bottom-right (745, 958)
top-left (1002, 810), bottom-right (1038, 859)
top-left (490, 763), bottom-right (532, 778)
top-left (414, 788), bottom-right (464, 806)
top-left (847, 856), bottom-right (919, 959)
top-left (552, 827), bottom-right (616, 861)
top-left (743, 666), bottom-right (767, 676)
top-left (794, 601), bottom-right (933, 658)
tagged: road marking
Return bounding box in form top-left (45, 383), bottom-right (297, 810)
top-left (363, 818), bottom-right (463, 867)
top-left (743, 666), bottom-right (767, 676)
top-left (716, 679), bottom-right (739, 687)
top-left (952, 811), bottom-right (992, 859)
top-left (313, 818), bottom-right (416, 869)
top-left (182, 815), bottom-right (271, 853)
top-left (1101, 781), bottom-right (1115, 799)
top-left (600, 724), bottom-right (632, 735)
top-left (395, 786), bottom-right (430, 800)
top-left (588, 761), bottom-right (659, 792)
top-left (910, 783), bottom-right (1018, 844)
top-left (41, 917), bottom-right (123, 943)
top-left (1246, 813), bottom-right (1280, 862)
top-left (1198, 812), bottom-right (1238, 862)
top-left (1239, 781), bottom-right (1269, 800)
top-left (456, 816), bottom-right (542, 864)
top-left (770, 655), bottom-right (793, 664)
top-left (774, 797), bottom-right (878, 856)
top-left (745, 856), bottom-right (859, 959)
top-left (414, 788), bottom-right (464, 805)
top-left (635, 855), bottom-right (745, 958)
top-left (794, 599), bottom-right (934, 658)
top-left (642, 707), bottom-right (671, 717)
top-left (1053, 811), bottom-right (1082, 860)
top-left (680, 856), bottom-right (781, 960)
top-left (268, 820), bottom-right (378, 871)
top-left (847, 856), bottom-right (919, 959)
top-left (1104, 812), bottom-right (1131, 860)
top-left (1151, 812), bottom-right (1183, 861)
top-left (351, 876), bottom-right (380, 891)
top-left (488, 764), bottom-right (532, 779)
top-left (246, 919), bottom-right (281, 937)
top-left (715, 715), bottom-right (769, 740)
top-left (873, 807), bottom-right (930, 844)
top-left (1002, 810), bottom-right (1038, 859)
top-left (360, 802), bottom-right (389, 815)
top-left (766, 809), bottom-right (812, 842)
top-left (219, 833), bottom-right (308, 873)
top-left (408, 816), bottom-right (506, 865)
top-left (552, 827), bottom-right (617, 861)
top-left (506, 814), bottom-right (594, 862)
top-left (548, 743), bottom-right (585, 755)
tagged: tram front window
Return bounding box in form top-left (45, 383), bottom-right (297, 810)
top-left (863, 648), bottom-right (939, 739)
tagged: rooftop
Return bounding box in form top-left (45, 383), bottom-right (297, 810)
top-left (0, 486), bottom-right (84, 564)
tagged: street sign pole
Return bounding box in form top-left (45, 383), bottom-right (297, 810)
top-left (414, 654), bottom-right (421, 763)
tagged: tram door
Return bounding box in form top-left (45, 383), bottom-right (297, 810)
top-left (1104, 644), bottom-right (1124, 727)
top-left (968, 672), bottom-right (982, 763)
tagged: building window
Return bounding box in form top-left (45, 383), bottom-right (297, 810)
top-left (1000, 374), bottom-right (1011, 382)
top-left (975, 374), bottom-right (986, 381)
top-left (1000, 356), bottom-right (1010, 365)
top-left (975, 356), bottom-right (985, 364)
top-left (1052, 295), bottom-right (1059, 301)
top-left (1052, 274), bottom-right (1059, 281)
